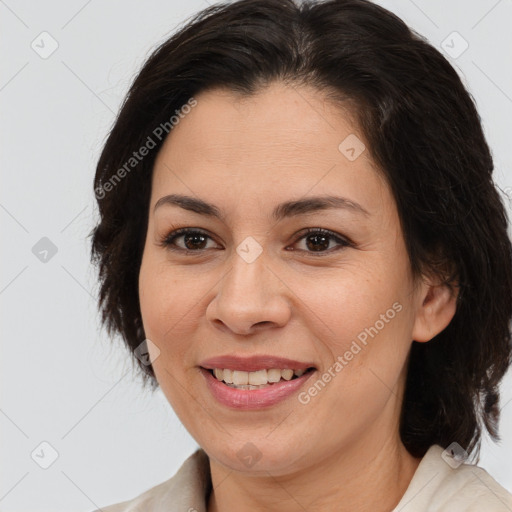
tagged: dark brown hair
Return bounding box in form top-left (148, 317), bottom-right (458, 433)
top-left (89, 0), bottom-right (512, 460)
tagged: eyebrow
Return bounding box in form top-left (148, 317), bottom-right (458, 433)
top-left (154, 193), bottom-right (370, 221)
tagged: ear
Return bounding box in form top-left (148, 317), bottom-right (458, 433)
top-left (411, 275), bottom-right (458, 343)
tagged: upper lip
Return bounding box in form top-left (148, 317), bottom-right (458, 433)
top-left (200, 355), bottom-right (316, 372)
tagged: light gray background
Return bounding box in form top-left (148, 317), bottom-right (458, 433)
top-left (1, 0), bottom-right (511, 510)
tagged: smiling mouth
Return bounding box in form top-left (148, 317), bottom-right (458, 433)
top-left (204, 367), bottom-right (316, 389)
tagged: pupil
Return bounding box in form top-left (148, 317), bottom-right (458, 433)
top-left (185, 233), bottom-right (206, 250)
top-left (306, 234), bottom-right (329, 251)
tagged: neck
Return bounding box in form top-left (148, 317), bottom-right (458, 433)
top-left (207, 432), bottom-right (421, 512)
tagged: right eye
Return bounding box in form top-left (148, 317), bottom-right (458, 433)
top-left (159, 228), bottom-right (219, 253)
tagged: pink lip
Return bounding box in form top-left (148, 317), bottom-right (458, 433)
top-left (199, 354), bottom-right (315, 372)
top-left (199, 367), bottom-right (316, 410)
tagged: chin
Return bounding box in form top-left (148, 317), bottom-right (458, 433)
top-left (205, 436), bottom-right (308, 475)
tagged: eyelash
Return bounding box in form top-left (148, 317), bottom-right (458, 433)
top-left (158, 227), bottom-right (352, 257)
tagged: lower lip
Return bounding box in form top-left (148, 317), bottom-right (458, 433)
top-left (199, 367), bottom-right (316, 410)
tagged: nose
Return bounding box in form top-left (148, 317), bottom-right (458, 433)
top-left (205, 247), bottom-right (292, 336)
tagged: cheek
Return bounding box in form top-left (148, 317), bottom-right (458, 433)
top-left (139, 261), bottom-right (169, 337)
top-left (292, 265), bottom-right (404, 346)
top-left (139, 256), bottom-right (189, 360)
top-left (138, 252), bottom-right (217, 381)
top-left (139, 249), bottom-right (196, 325)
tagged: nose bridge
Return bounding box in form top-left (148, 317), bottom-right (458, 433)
top-left (224, 236), bottom-right (271, 305)
top-left (230, 237), bottom-right (267, 294)
top-left (206, 235), bottom-right (291, 334)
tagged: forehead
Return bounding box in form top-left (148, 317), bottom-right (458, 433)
top-left (164, 82), bottom-right (358, 155)
top-left (150, 82), bottom-right (388, 218)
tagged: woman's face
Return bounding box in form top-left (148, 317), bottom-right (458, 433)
top-left (138, 82), bottom-right (439, 475)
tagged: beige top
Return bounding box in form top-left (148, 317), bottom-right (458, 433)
top-left (94, 444), bottom-right (512, 511)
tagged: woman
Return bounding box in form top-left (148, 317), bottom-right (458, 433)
top-left (89, 0), bottom-right (512, 510)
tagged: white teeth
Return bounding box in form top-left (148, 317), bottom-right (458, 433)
top-left (267, 369), bottom-right (282, 383)
top-left (281, 369), bottom-right (294, 380)
top-left (232, 370), bottom-right (249, 385)
top-left (248, 369), bottom-right (268, 385)
top-left (210, 367), bottom-right (311, 386)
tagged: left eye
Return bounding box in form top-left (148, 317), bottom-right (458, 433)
top-left (159, 227), bottom-right (352, 256)
top-left (291, 228), bottom-right (351, 254)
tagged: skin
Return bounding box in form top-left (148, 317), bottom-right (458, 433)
top-left (138, 81), bottom-right (458, 512)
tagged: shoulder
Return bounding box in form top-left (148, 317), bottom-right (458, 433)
top-left (394, 444), bottom-right (512, 512)
top-left (91, 448), bottom-right (211, 512)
